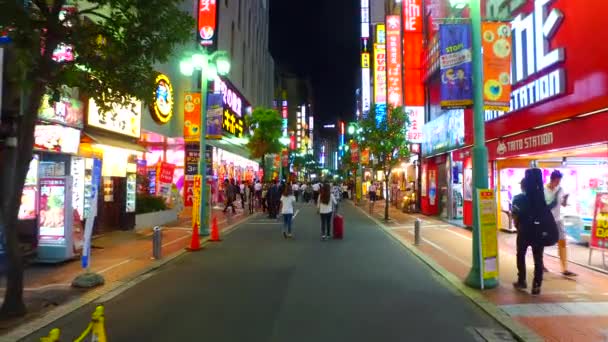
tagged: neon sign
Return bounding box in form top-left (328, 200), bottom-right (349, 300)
top-left (151, 74), bottom-right (173, 124)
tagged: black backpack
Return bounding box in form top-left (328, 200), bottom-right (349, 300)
top-left (522, 168), bottom-right (559, 247)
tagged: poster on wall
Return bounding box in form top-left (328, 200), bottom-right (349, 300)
top-left (39, 177), bottom-right (70, 241)
top-left (18, 156), bottom-right (39, 221)
top-left (590, 193), bottom-right (608, 250)
top-left (439, 24), bottom-right (473, 108)
top-left (464, 168), bottom-right (473, 201)
top-left (421, 164), bottom-right (427, 197)
top-left (478, 189), bottom-right (498, 280)
top-left (429, 169), bottom-right (437, 205)
top-left (157, 162), bottom-right (176, 199)
top-left (482, 22), bottom-right (512, 111)
top-left (38, 94), bottom-right (84, 128)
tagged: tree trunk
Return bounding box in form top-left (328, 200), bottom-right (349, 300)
top-left (260, 154), bottom-right (266, 182)
top-left (0, 78), bottom-right (46, 318)
top-left (384, 170), bottom-right (390, 221)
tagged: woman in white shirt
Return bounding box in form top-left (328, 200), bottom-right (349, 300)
top-left (317, 183), bottom-right (337, 240)
top-left (279, 186), bottom-right (296, 239)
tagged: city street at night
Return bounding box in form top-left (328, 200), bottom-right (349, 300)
top-left (21, 202), bottom-right (510, 342)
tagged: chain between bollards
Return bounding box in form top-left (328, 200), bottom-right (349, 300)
top-left (414, 218), bottom-right (422, 246)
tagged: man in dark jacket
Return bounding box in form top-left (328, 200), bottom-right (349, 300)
top-left (223, 179), bottom-right (237, 214)
top-left (268, 181), bottom-right (280, 219)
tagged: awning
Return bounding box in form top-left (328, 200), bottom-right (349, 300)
top-left (83, 132), bottom-right (148, 152)
top-left (207, 138), bottom-right (253, 161)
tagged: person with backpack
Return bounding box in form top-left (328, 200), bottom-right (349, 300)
top-left (317, 183), bottom-right (337, 241)
top-left (512, 169), bottom-right (559, 295)
top-left (279, 185), bottom-right (296, 239)
top-left (544, 170), bottom-right (577, 277)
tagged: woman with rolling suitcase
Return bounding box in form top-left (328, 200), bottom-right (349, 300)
top-left (317, 183), bottom-right (337, 241)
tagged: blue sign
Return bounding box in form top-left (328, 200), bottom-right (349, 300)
top-left (206, 93), bottom-right (223, 138)
top-left (439, 24), bottom-right (473, 108)
top-left (375, 104), bottom-right (386, 126)
top-left (421, 109), bottom-right (465, 156)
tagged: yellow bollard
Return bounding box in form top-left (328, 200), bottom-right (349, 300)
top-left (39, 328), bottom-right (60, 342)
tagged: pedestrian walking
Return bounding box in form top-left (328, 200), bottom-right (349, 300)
top-left (279, 186), bottom-right (296, 239)
top-left (312, 182), bottom-right (321, 205)
top-left (512, 169), bottom-right (558, 295)
top-left (222, 179), bottom-right (237, 214)
top-left (368, 182), bottom-right (377, 212)
top-left (254, 180), bottom-right (263, 209)
top-left (239, 181), bottom-right (246, 209)
top-left (545, 170), bottom-right (577, 277)
top-left (317, 183), bottom-right (337, 240)
top-left (292, 182), bottom-right (300, 202)
top-left (261, 184), bottom-right (269, 213)
top-left (246, 181), bottom-right (254, 214)
top-left (268, 181), bottom-right (280, 219)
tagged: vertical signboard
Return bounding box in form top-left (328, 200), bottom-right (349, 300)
top-left (184, 92), bottom-right (201, 142)
top-left (386, 15), bottom-right (403, 107)
top-left (361, 0), bottom-right (371, 117)
top-left (439, 24), bottom-right (473, 108)
top-left (198, 0), bottom-right (218, 50)
top-left (403, 0), bottom-right (425, 108)
top-left (590, 193), bottom-right (608, 250)
top-left (481, 22), bottom-right (512, 111)
top-left (192, 175), bottom-right (202, 231)
top-left (374, 24), bottom-right (387, 124)
top-left (477, 189), bottom-right (498, 281)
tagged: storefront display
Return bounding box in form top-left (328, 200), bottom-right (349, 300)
top-left (18, 156), bottom-right (39, 220)
top-left (126, 173), bottom-right (136, 213)
top-left (38, 176), bottom-right (75, 262)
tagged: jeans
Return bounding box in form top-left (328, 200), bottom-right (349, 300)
top-left (516, 233), bottom-right (545, 286)
top-left (320, 213), bottom-right (332, 236)
top-left (283, 213), bottom-right (293, 233)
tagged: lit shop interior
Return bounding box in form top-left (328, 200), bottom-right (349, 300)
top-left (496, 144), bottom-right (608, 244)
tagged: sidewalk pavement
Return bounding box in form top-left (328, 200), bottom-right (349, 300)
top-left (357, 200), bottom-right (608, 342)
top-left (0, 204), bottom-right (254, 335)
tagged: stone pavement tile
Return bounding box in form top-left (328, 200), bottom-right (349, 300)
top-left (516, 316), bottom-right (608, 342)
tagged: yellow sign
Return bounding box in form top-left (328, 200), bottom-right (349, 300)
top-left (361, 52), bottom-right (370, 68)
top-left (87, 99), bottom-right (142, 138)
top-left (477, 189), bottom-right (498, 280)
top-left (192, 175), bottom-right (202, 230)
top-left (151, 73), bottom-right (174, 124)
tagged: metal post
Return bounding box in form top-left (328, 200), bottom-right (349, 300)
top-left (414, 218), bottom-right (421, 246)
top-left (464, 0), bottom-right (498, 289)
top-left (152, 226), bottom-right (162, 260)
top-left (198, 54), bottom-right (210, 236)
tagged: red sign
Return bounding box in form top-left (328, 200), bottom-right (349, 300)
top-left (281, 150), bottom-right (289, 168)
top-left (486, 112), bottom-right (608, 160)
top-left (590, 193), bottom-right (608, 250)
top-left (184, 92), bottom-right (202, 142)
top-left (198, 0), bottom-right (218, 47)
top-left (485, 0), bottom-right (608, 140)
top-left (403, 0), bottom-right (422, 33)
top-left (350, 141), bottom-right (360, 164)
top-left (386, 15), bottom-right (402, 107)
top-left (158, 162), bottom-right (176, 184)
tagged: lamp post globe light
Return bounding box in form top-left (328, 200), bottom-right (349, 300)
top-left (446, 0), bottom-right (497, 289)
top-left (180, 50), bottom-right (231, 236)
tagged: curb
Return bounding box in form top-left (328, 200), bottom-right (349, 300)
top-left (5, 213), bottom-right (260, 342)
top-left (351, 203), bottom-right (543, 342)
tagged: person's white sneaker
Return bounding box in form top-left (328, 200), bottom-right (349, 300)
top-left (321, 235), bottom-right (326, 240)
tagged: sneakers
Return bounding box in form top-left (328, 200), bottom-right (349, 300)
top-left (321, 235), bottom-right (327, 241)
top-left (512, 281), bottom-right (527, 291)
top-left (531, 285), bottom-right (541, 295)
top-left (287, 233), bottom-right (293, 239)
top-left (562, 270), bottom-right (578, 277)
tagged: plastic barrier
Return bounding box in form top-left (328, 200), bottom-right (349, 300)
top-left (39, 305), bottom-right (107, 342)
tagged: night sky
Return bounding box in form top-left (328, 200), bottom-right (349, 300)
top-left (269, 0), bottom-right (359, 125)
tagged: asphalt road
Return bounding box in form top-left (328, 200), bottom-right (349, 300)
top-left (22, 201), bottom-right (509, 342)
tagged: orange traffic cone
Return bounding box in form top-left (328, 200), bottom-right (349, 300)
top-left (186, 223), bottom-right (202, 251)
top-left (209, 216), bottom-right (221, 242)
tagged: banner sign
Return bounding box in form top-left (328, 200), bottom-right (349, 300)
top-left (439, 24), bottom-right (473, 108)
top-left (198, 0), bottom-right (218, 49)
top-left (207, 93), bottom-right (224, 138)
top-left (373, 43), bottom-right (386, 105)
top-left (482, 22), bottom-right (512, 111)
top-left (386, 15), bottom-right (403, 107)
top-left (590, 193), bottom-right (608, 250)
top-left (281, 149), bottom-right (289, 168)
top-left (184, 92), bottom-right (201, 142)
top-left (361, 148), bottom-right (370, 165)
top-left (192, 175), bottom-right (202, 230)
top-left (478, 189), bottom-right (498, 281)
top-left (158, 162), bottom-right (176, 184)
top-left (405, 106), bottom-right (424, 143)
top-left (350, 141), bottom-right (360, 164)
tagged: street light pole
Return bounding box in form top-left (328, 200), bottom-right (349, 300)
top-left (198, 55), bottom-right (210, 236)
top-left (464, 0), bottom-right (498, 289)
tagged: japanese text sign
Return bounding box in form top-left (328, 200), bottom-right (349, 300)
top-left (198, 0), bottom-right (218, 49)
top-left (386, 15), bottom-right (403, 107)
top-left (478, 189), bottom-right (498, 280)
top-left (591, 193), bottom-right (608, 250)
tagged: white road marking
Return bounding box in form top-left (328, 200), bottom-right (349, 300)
top-left (293, 209), bottom-right (300, 218)
top-left (95, 259), bottom-right (133, 274)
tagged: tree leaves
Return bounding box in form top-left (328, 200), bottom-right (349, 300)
top-left (246, 107), bottom-right (283, 160)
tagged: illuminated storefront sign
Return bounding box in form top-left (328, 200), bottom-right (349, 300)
top-left (403, 0), bottom-right (424, 107)
top-left (361, 0), bottom-right (371, 117)
top-left (151, 74), bottom-right (174, 124)
top-left (485, 0), bottom-right (566, 121)
top-left (282, 100), bottom-right (288, 136)
top-left (361, 0), bottom-right (370, 38)
top-left (386, 15), bottom-right (403, 107)
top-left (38, 94), bottom-right (84, 128)
top-left (373, 44), bottom-right (386, 104)
top-left (403, 0), bottom-right (422, 32)
top-left (198, 0), bottom-right (218, 48)
top-left (421, 109), bottom-right (465, 156)
top-left (405, 106), bottom-right (424, 143)
top-left (34, 124), bottom-right (81, 154)
top-left (88, 99), bottom-right (142, 138)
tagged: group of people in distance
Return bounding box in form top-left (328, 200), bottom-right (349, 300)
top-left (221, 179), bottom-right (345, 241)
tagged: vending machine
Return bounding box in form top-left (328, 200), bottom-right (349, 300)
top-left (37, 176), bottom-right (74, 263)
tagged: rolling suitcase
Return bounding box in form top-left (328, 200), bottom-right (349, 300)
top-left (333, 214), bottom-right (344, 239)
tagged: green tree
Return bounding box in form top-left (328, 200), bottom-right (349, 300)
top-left (0, 0), bottom-right (192, 318)
top-left (360, 105), bottom-right (411, 221)
top-left (246, 107), bottom-right (282, 180)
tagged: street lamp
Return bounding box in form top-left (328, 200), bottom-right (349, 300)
top-left (180, 50), bottom-right (231, 236)
top-left (449, 0), bottom-right (497, 289)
